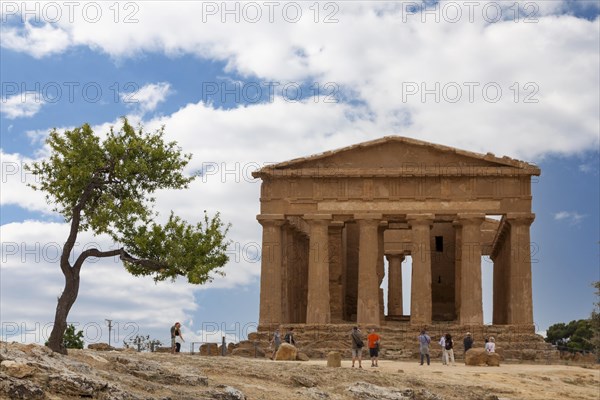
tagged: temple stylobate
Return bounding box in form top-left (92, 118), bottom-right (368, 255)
top-left (252, 137), bottom-right (540, 329)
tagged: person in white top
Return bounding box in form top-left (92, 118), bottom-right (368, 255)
top-left (439, 334), bottom-right (447, 365)
top-left (485, 336), bottom-right (496, 353)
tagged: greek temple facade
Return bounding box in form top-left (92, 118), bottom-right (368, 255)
top-left (252, 137), bottom-right (539, 328)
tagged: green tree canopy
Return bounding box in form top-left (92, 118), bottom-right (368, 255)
top-left (545, 319), bottom-right (593, 352)
top-left (28, 119), bottom-right (230, 354)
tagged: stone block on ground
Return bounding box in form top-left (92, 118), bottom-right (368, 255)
top-left (275, 343), bottom-right (298, 361)
top-left (200, 343), bottom-right (219, 356)
top-left (327, 351), bottom-right (342, 367)
top-left (231, 341), bottom-right (265, 358)
top-left (296, 352), bottom-right (310, 361)
top-left (465, 348), bottom-right (487, 366)
top-left (87, 343), bottom-right (115, 351)
top-left (487, 353), bottom-right (501, 366)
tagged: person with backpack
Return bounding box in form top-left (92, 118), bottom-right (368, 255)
top-left (418, 329), bottom-right (431, 366)
top-left (283, 327), bottom-right (296, 346)
top-left (444, 333), bottom-right (456, 366)
top-left (350, 326), bottom-right (364, 368)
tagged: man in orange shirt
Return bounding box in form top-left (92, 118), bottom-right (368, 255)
top-left (367, 328), bottom-right (381, 367)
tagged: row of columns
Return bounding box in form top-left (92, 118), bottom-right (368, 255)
top-left (258, 212), bottom-right (534, 327)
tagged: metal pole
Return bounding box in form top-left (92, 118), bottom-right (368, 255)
top-left (105, 320), bottom-right (113, 347)
top-left (222, 336), bottom-right (226, 356)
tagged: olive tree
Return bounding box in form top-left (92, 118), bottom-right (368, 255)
top-left (27, 119), bottom-right (230, 354)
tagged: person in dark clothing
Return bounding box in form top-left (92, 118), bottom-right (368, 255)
top-left (464, 332), bottom-right (474, 354)
top-left (283, 327), bottom-right (296, 346)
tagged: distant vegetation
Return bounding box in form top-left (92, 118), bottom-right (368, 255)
top-left (545, 281), bottom-right (599, 355)
top-left (45, 324), bottom-right (84, 350)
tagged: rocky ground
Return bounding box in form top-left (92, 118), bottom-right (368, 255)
top-left (1, 341), bottom-right (598, 400)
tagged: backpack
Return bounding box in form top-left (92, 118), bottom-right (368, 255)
top-left (445, 339), bottom-right (452, 350)
top-left (352, 333), bottom-right (364, 348)
top-left (284, 333), bottom-right (291, 344)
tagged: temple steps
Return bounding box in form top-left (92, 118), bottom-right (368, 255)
top-left (241, 323), bottom-right (559, 363)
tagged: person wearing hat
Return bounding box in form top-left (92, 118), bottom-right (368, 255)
top-left (463, 332), bottom-right (474, 354)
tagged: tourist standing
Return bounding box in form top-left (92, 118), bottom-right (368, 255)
top-left (170, 322), bottom-right (184, 353)
top-left (463, 332), bottom-right (474, 354)
top-left (418, 330), bottom-right (431, 366)
top-left (485, 336), bottom-right (496, 353)
top-left (350, 326), bottom-right (364, 368)
top-left (439, 333), bottom-right (447, 365)
top-left (284, 327), bottom-right (296, 346)
top-left (270, 327), bottom-right (282, 360)
top-left (367, 328), bottom-right (381, 367)
top-left (444, 333), bottom-right (456, 366)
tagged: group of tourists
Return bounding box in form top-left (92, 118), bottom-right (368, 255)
top-left (268, 326), bottom-right (497, 366)
top-left (418, 330), bottom-right (495, 365)
top-left (350, 327), bottom-right (381, 368)
top-left (269, 327), bottom-right (297, 359)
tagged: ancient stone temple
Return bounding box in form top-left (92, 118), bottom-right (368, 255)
top-left (252, 137), bottom-right (540, 330)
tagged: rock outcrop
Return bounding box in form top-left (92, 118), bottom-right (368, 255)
top-left (275, 343), bottom-right (298, 361)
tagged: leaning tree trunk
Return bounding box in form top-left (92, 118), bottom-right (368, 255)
top-left (46, 264), bottom-right (80, 355)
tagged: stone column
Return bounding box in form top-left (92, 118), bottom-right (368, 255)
top-left (257, 214), bottom-right (285, 327)
top-left (408, 214), bottom-right (434, 325)
top-left (305, 214), bottom-right (332, 324)
top-left (453, 221), bottom-right (463, 320)
top-left (386, 252), bottom-right (404, 316)
top-left (507, 213), bottom-right (535, 325)
top-left (377, 223), bottom-right (387, 322)
top-left (355, 213), bottom-right (382, 326)
top-left (457, 213), bottom-right (485, 325)
top-left (328, 221), bottom-right (345, 322)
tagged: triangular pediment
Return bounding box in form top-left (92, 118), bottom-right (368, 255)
top-left (253, 136), bottom-right (539, 178)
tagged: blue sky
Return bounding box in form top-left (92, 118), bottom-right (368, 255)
top-left (1, 1), bottom-right (599, 346)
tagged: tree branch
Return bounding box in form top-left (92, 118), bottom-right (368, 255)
top-left (120, 250), bottom-right (169, 272)
top-left (73, 248), bottom-right (123, 274)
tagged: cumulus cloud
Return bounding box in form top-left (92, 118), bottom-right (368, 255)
top-left (0, 19), bottom-right (71, 58)
top-left (1, 92), bottom-right (45, 119)
top-left (553, 211), bottom-right (587, 225)
top-left (0, 151), bottom-right (53, 213)
top-left (1, 2), bottom-right (598, 159)
top-left (123, 82), bottom-right (172, 115)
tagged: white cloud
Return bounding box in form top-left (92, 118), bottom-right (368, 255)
top-left (0, 151), bottom-right (53, 213)
top-left (1, 2), bottom-right (598, 159)
top-left (553, 211), bottom-right (587, 225)
top-left (123, 82), bottom-right (172, 115)
top-left (1, 92), bottom-right (45, 119)
top-left (0, 19), bottom-right (71, 58)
